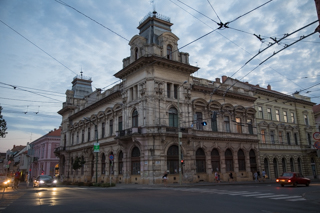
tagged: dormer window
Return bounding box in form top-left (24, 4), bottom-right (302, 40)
top-left (135, 47), bottom-right (138, 60)
top-left (167, 45), bottom-right (172, 60)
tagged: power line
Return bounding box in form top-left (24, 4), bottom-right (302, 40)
top-left (0, 82), bottom-right (65, 95)
top-left (0, 97), bottom-right (61, 103)
top-left (54, 0), bottom-right (129, 42)
top-left (0, 19), bottom-right (77, 75)
top-left (207, 0), bottom-right (222, 23)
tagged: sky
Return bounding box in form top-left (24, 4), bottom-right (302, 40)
top-left (0, 0), bottom-right (319, 152)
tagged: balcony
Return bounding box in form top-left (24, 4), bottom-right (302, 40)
top-left (54, 146), bottom-right (66, 157)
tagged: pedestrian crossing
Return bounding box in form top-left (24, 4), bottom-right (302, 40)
top-left (165, 188), bottom-right (306, 202)
top-left (130, 187), bottom-right (305, 202)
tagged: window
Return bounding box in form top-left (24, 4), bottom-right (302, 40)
top-left (279, 131), bottom-right (283, 143)
top-left (294, 133), bottom-right (298, 145)
top-left (298, 158), bottom-right (302, 174)
top-left (304, 115), bottom-right (309, 125)
top-left (196, 148), bottom-right (206, 173)
top-left (238, 149), bottom-right (246, 171)
top-left (290, 158), bottom-right (294, 172)
top-left (135, 47), bottom-right (138, 60)
top-left (81, 130), bottom-right (84, 143)
top-left (167, 45), bottom-right (172, 60)
top-left (101, 154), bottom-right (106, 174)
top-left (225, 149), bottom-right (234, 172)
top-left (270, 130), bottom-right (275, 143)
top-left (167, 83), bottom-right (171, 98)
top-left (196, 112), bottom-right (203, 130)
top-left (174, 84), bottom-right (178, 99)
top-left (258, 106), bottom-right (263, 118)
top-left (167, 145), bottom-right (179, 174)
top-left (283, 111), bottom-right (288, 122)
top-left (81, 156), bottom-right (84, 175)
top-left (118, 151), bottom-right (123, 174)
top-left (261, 130), bottom-right (266, 143)
top-left (267, 108), bottom-right (272, 120)
top-left (211, 111), bottom-right (218, 132)
top-left (76, 132), bottom-right (79, 144)
top-left (87, 128), bottom-right (90, 142)
top-left (72, 133), bottom-right (74, 145)
top-left (132, 110), bottom-right (138, 127)
top-left (286, 132), bottom-right (291, 145)
top-left (101, 122), bottom-right (105, 138)
top-left (131, 147), bottom-right (140, 175)
top-left (275, 109), bottom-right (280, 121)
top-left (169, 107), bottom-right (178, 127)
top-left (109, 120), bottom-right (113, 136)
top-left (249, 150), bottom-right (257, 172)
top-left (94, 125), bottom-right (98, 140)
top-left (307, 133), bottom-right (312, 145)
top-left (247, 119), bottom-right (253, 134)
top-left (211, 149), bottom-right (220, 172)
top-left (224, 116), bottom-right (230, 132)
top-left (282, 158), bottom-right (286, 173)
top-left (71, 157), bottom-right (73, 175)
top-left (236, 117), bottom-right (242, 133)
top-left (290, 112), bottom-right (295, 123)
top-left (118, 117), bottom-right (122, 132)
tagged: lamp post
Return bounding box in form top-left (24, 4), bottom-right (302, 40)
top-left (84, 117), bottom-right (99, 184)
top-left (177, 81), bottom-right (187, 185)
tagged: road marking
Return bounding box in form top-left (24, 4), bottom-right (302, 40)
top-left (287, 198), bottom-right (306, 201)
top-left (242, 193), bottom-right (273, 197)
top-left (256, 194), bottom-right (287, 198)
top-left (271, 196), bottom-right (302, 200)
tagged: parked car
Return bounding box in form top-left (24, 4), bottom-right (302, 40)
top-left (0, 176), bottom-right (11, 188)
top-left (276, 172), bottom-right (310, 187)
top-left (33, 175), bottom-right (57, 187)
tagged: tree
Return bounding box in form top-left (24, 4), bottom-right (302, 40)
top-left (0, 106), bottom-right (8, 138)
top-left (72, 156), bottom-right (85, 171)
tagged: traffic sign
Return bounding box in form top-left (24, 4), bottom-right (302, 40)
top-left (313, 132), bottom-right (320, 140)
top-left (109, 155), bottom-right (114, 161)
top-left (314, 141), bottom-right (320, 150)
top-left (93, 143), bottom-right (100, 152)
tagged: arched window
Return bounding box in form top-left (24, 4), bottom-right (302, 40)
top-left (135, 47), bottom-right (138, 60)
top-left (298, 157), bottom-right (302, 174)
top-left (109, 152), bottom-right (114, 175)
top-left (196, 148), bottom-right (206, 173)
top-left (101, 153), bottom-right (106, 174)
top-left (167, 45), bottom-right (172, 60)
top-left (290, 158), bottom-right (294, 172)
top-left (282, 158), bottom-right (286, 173)
top-left (131, 147), bottom-right (140, 175)
top-left (249, 150), bottom-right (257, 172)
top-left (167, 145), bottom-right (179, 174)
top-left (81, 156), bottom-right (85, 175)
top-left (71, 157), bottom-right (74, 175)
top-left (211, 148), bottom-right (220, 172)
top-left (273, 158), bottom-right (278, 178)
top-left (132, 109), bottom-right (138, 127)
top-left (169, 107), bottom-right (178, 127)
top-left (225, 149), bottom-right (234, 172)
top-left (119, 151), bottom-right (123, 175)
top-left (238, 149), bottom-right (246, 171)
top-left (264, 158), bottom-right (269, 178)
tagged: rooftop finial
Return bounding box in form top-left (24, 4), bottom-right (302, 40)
top-left (80, 67), bottom-right (83, 79)
top-left (150, 0), bottom-right (156, 13)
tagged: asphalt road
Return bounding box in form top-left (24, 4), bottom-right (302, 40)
top-left (0, 182), bottom-right (319, 213)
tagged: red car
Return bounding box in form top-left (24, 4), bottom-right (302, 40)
top-left (276, 172), bottom-right (310, 187)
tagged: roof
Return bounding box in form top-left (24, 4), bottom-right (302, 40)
top-left (47, 127), bottom-right (61, 137)
top-left (313, 104), bottom-right (320, 113)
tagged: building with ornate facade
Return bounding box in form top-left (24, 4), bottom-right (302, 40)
top-left (57, 11), bottom-right (318, 184)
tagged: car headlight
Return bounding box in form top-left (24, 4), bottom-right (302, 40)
top-left (7, 180), bottom-right (10, 183)
top-left (53, 180), bottom-right (57, 183)
top-left (4, 181), bottom-right (7, 184)
top-left (40, 180), bottom-right (44, 183)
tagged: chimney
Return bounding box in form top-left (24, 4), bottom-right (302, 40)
top-left (267, 84), bottom-right (271, 90)
top-left (256, 84), bottom-right (259, 87)
top-left (222, 75), bottom-right (227, 83)
top-left (215, 78), bottom-right (220, 83)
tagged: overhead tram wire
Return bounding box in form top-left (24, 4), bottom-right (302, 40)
top-left (207, 0), bottom-right (222, 23)
top-left (223, 31), bottom-right (318, 97)
top-left (0, 19), bottom-right (77, 75)
top-left (55, 0), bottom-right (129, 42)
top-left (0, 97), bottom-right (61, 103)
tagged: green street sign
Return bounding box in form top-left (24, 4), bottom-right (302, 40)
top-left (94, 143), bottom-right (100, 152)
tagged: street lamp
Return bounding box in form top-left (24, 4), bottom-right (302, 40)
top-left (177, 80), bottom-right (187, 185)
top-left (84, 117), bottom-right (99, 184)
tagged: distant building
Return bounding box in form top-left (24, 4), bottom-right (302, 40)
top-left (30, 128), bottom-right (61, 177)
top-left (4, 145), bottom-right (26, 176)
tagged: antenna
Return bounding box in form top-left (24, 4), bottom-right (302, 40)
top-left (24, 105), bottom-right (28, 114)
top-left (150, 0), bottom-right (156, 12)
top-left (80, 67), bottom-right (83, 79)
